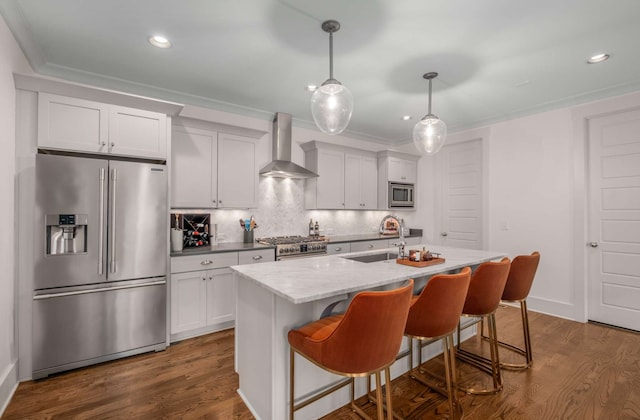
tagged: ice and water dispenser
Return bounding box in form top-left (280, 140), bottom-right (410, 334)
top-left (45, 214), bottom-right (88, 255)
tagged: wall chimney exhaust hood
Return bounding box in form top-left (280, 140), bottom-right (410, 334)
top-left (259, 113), bottom-right (318, 179)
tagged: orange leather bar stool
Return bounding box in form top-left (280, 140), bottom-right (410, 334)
top-left (485, 252), bottom-right (540, 370)
top-left (288, 280), bottom-right (414, 420)
top-left (404, 267), bottom-right (472, 420)
top-left (456, 257), bottom-right (511, 395)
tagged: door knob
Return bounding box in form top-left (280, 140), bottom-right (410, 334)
top-left (441, 232), bottom-right (448, 237)
top-left (589, 242), bottom-right (598, 248)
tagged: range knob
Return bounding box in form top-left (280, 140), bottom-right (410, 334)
top-left (289, 247), bottom-right (295, 253)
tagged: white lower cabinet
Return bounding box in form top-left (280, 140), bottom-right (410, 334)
top-left (327, 243), bottom-right (351, 255)
top-left (330, 236), bottom-right (422, 255)
top-left (170, 249), bottom-right (274, 342)
top-left (350, 240), bottom-right (391, 252)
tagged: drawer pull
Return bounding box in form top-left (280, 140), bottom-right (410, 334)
top-left (252, 255), bottom-right (263, 260)
top-left (335, 247), bottom-right (342, 251)
top-left (368, 244), bottom-right (374, 249)
top-left (201, 260), bottom-right (213, 265)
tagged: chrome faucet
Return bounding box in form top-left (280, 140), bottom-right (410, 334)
top-left (395, 218), bottom-right (407, 258)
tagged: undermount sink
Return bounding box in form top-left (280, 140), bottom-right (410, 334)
top-left (343, 252), bottom-right (398, 263)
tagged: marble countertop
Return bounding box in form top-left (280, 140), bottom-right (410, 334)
top-left (170, 242), bottom-right (274, 257)
top-left (230, 245), bottom-right (506, 304)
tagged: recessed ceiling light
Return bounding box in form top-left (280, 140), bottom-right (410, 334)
top-left (149, 35), bottom-right (171, 48)
top-left (305, 85), bottom-right (318, 92)
top-left (587, 53), bottom-right (609, 64)
top-left (402, 115), bottom-right (412, 121)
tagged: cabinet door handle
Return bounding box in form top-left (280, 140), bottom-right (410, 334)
top-left (401, 176), bottom-right (406, 180)
top-left (209, 276), bottom-right (213, 280)
top-left (252, 255), bottom-right (263, 260)
top-left (201, 260), bottom-right (213, 265)
top-left (111, 142), bottom-right (115, 147)
top-left (441, 232), bottom-right (448, 237)
top-left (202, 276), bottom-right (206, 281)
top-left (335, 247), bottom-right (342, 251)
top-left (212, 200), bottom-right (217, 203)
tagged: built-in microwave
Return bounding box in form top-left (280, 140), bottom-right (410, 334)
top-left (388, 182), bottom-right (415, 208)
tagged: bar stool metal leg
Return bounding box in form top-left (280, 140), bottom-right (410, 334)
top-left (481, 300), bottom-right (534, 370)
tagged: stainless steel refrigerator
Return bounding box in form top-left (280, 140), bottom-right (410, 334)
top-left (33, 153), bottom-right (168, 379)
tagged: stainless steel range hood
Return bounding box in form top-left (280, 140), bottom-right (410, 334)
top-left (259, 112), bottom-right (318, 178)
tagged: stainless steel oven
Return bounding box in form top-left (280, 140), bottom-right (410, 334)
top-left (389, 182), bottom-right (415, 208)
top-left (257, 236), bottom-right (328, 261)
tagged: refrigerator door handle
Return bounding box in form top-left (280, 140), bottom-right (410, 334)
top-left (98, 167), bottom-right (106, 275)
top-left (109, 168), bottom-right (117, 273)
top-left (33, 279), bottom-right (166, 300)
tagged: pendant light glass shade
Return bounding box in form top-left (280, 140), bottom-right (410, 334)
top-left (413, 115), bottom-right (447, 154)
top-left (311, 20), bottom-right (353, 135)
top-left (311, 81), bottom-right (353, 135)
top-left (413, 72), bottom-right (446, 155)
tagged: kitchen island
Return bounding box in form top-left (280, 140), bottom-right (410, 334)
top-left (231, 245), bottom-right (506, 420)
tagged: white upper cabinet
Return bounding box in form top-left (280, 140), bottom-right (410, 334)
top-left (217, 133), bottom-right (257, 209)
top-left (38, 93), bottom-right (109, 154)
top-left (38, 93), bottom-right (167, 159)
top-left (387, 156), bottom-right (417, 184)
top-left (344, 153), bottom-right (377, 209)
top-left (108, 105), bottom-right (167, 159)
top-left (171, 126), bottom-right (256, 209)
top-left (303, 143), bottom-right (345, 209)
top-left (303, 141), bottom-right (379, 210)
top-left (171, 126), bottom-right (217, 208)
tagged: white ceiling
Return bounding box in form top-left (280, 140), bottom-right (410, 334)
top-left (2, 0), bottom-right (640, 146)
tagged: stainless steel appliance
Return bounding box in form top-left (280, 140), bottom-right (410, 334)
top-left (259, 112), bottom-right (319, 179)
top-left (388, 182), bottom-right (415, 208)
top-left (257, 236), bottom-right (328, 260)
top-left (33, 153), bottom-right (168, 379)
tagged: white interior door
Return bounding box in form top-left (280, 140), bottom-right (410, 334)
top-left (588, 109), bottom-right (640, 331)
top-left (438, 140), bottom-right (483, 249)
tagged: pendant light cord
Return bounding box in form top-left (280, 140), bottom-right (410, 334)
top-left (427, 77), bottom-right (433, 115)
top-left (329, 31), bottom-right (334, 80)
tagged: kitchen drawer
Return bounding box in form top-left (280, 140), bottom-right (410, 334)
top-left (350, 240), bottom-right (389, 252)
top-left (327, 243), bottom-right (351, 255)
top-left (171, 252), bottom-right (238, 274)
top-left (238, 248), bottom-right (275, 265)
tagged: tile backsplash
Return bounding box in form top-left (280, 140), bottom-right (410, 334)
top-left (172, 177), bottom-right (407, 243)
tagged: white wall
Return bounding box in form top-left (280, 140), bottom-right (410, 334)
top-left (434, 93), bottom-right (640, 320)
top-left (0, 12), bottom-right (32, 415)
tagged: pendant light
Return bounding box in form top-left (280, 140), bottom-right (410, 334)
top-left (413, 72), bottom-right (447, 155)
top-left (310, 20), bottom-right (353, 135)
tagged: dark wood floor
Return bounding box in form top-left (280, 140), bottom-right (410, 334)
top-left (4, 306), bottom-right (640, 419)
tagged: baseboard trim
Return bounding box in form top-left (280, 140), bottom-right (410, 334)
top-left (526, 296), bottom-right (576, 321)
top-left (0, 361), bottom-right (18, 417)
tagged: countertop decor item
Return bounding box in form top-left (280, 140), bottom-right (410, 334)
top-left (413, 72), bottom-right (447, 155)
top-left (396, 257), bottom-right (445, 268)
top-left (310, 20), bottom-right (353, 135)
